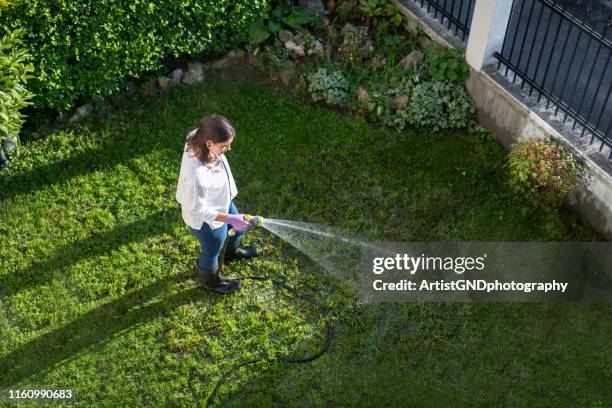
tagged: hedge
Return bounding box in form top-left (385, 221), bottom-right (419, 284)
top-left (0, 28), bottom-right (35, 141)
top-left (0, 0), bottom-right (270, 113)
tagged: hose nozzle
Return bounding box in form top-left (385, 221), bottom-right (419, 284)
top-left (244, 214), bottom-right (264, 228)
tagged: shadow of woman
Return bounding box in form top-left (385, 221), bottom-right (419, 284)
top-left (0, 208), bottom-right (182, 300)
top-left (0, 270), bottom-right (220, 389)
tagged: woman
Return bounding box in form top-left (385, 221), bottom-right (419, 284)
top-left (176, 115), bottom-right (259, 294)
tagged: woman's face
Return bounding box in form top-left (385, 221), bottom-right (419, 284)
top-left (207, 136), bottom-right (233, 158)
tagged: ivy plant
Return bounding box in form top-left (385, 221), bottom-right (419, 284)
top-left (306, 67), bottom-right (351, 105)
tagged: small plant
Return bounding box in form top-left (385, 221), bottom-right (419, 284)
top-left (405, 81), bottom-right (475, 131)
top-left (508, 139), bottom-right (580, 211)
top-left (424, 45), bottom-right (469, 83)
top-left (306, 67), bottom-right (350, 105)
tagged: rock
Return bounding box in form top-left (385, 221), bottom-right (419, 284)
top-left (298, 0), bottom-right (325, 15)
top-left (294, 45), bottom-right (306, 57)
top-left (284, 39), bottom-right (297, 50)
top-left (1, 138), bottom-right (17, 153)
top-left (306, 39), bottom-right (325, 58)
top-left (284, 40), bottom-right (305, 57)
top-left (397, 50), bottom-right (424, 71)
top-left (169, 69), bottom-right (184, 84)
top-left (356, 87), bottom-right (369, 103)
top-left (77, 103), bottom-right (93, 117)
top-left (279, 29), bottom-right (294, 43)
top-left (182, 63), bottom-right (205, 84)
top-left (156, 76), bottom-right (170, 90)
top-left (69, 103), bottom-right (93, 124)
top-left (392, 94), bottom-right (410, 110)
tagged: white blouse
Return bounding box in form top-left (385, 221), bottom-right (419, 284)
top-left (175, 130), bottom-right (238, 230)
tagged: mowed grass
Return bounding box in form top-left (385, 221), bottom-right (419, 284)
top-left (1, 65), bottom-right (610, 407)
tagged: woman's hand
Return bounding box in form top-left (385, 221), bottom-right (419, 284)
top-left (226, 214), bottom-right (251, 231)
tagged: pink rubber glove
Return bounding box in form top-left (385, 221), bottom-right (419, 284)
top-left (226, 214), bottom-right (250, 231)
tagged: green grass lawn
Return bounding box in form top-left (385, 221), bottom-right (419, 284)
top-left (1, 65), bottom-right (610, 407)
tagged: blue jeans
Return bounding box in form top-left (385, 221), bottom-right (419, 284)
top-left (188, 201), bottom-right (244, 269)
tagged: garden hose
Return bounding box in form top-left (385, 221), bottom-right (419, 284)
top-left (192, 230), bottom-right (334, 408)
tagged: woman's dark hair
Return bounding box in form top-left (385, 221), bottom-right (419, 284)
top-left (186, 114), bottom-right (235, 163)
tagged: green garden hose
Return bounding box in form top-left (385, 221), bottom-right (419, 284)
top-left (190, 232), bottom-right (334, 407)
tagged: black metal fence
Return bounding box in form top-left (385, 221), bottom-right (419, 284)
top-left (494, 0), bottom-right (612, 157)
top-left (412, 0), bottom-right (476, 41)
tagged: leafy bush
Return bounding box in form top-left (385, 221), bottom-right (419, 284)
top-left (306, 67), bottom-right (351, 105)
top-left (0, 0), bottom-right (269, 113)
top-left (424, 45), bottom-right (469, 83)
top-left (508, 139), bottom-right (580, 210)
top-left (0, 28), bottom-right (35, 142)
top-left (359, 0), bottom-right (404, 25)
top-left (248, 0), bottom-right (319, 44)
top-left (404, 81), bottom-right (475, 131)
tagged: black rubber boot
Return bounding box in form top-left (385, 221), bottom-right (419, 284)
top-left (196, 263), bottom-right (241, 294)
top-left (224, 241), bottom-right (259, 262)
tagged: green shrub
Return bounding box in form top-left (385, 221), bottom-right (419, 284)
top-left (248, 0), bottom-right (319, 44)
top-left (0, 28), bottom-right (35, 142)
top-left (424, 45), bottom-right (469, 83)
top-left (0, 0), bottom-right (269, 113)
top-left (404, 81), bottom-right (475, 131)
top-left (358, 0), bottom-right (404, 25)
top-left (508, 139), bottom-right (580, 210)
top-left (0, 0), bottom-right (22, 15)
top-left (306, 67), bottom-right (350, 105)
